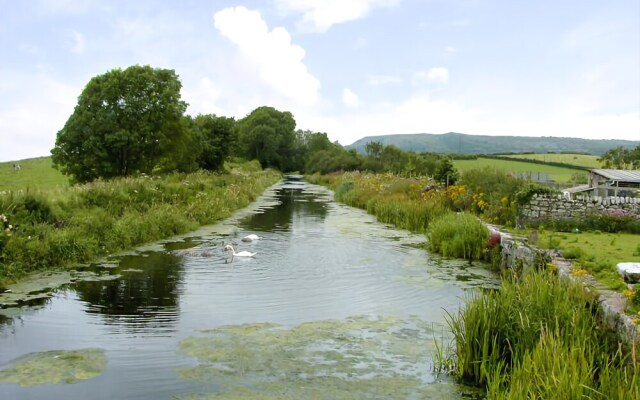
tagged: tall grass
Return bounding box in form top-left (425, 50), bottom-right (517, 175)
top-left (427, 212), bottom-right (489, 261)
top-left (0, 161), bottom-right (280, 286)
top-left (310, 171), bottom-right (449, 233)
top-left (441, 269), bottom-right (638, 399)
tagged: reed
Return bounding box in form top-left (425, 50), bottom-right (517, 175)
top-left (0, 161), bottom-right (280, 286)
top-left (440, 269), bottom-right (638, 399)
top-left (314, 171), bottom-right (449, 233)
top-left (427, 212), bottom-right (489, 261)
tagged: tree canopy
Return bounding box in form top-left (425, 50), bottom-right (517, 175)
top-left (51, 65), bottom-right (188, 182)
top-left (192, 114), bottom-right (236, 171)
top-left (235, 106), bottom-right (297, 172)
top-left (598, 145), bottom-right (640, 169)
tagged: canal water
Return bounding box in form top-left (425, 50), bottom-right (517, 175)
top-left (0, 179), bottom-right (497, 399)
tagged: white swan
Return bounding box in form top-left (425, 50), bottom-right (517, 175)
top-left (241, 234), bottom-right (261, 242)
top-left (224, 245), bottom-right (256, 257)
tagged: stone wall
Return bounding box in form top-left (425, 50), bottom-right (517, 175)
top-left (490, 225), bottom-right (639, 351)
top-left (520, 194), bottom-right (640, 223)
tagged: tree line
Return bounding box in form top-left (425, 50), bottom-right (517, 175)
top-left (51, 65), bottom-right (459, 184)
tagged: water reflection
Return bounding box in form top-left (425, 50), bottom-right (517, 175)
top-left (240, 184), bottom-right (328, 232)
top-left (74, 252), bottom-right (184, 330)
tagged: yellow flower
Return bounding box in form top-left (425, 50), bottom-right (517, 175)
top-left (571, 269), bottom-right (589, 277)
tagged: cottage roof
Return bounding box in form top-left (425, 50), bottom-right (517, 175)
top-left (590, 169), bottom-right (640, 183)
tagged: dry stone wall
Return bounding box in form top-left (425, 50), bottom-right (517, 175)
top-left (520, 194), bottom-right (640, 222)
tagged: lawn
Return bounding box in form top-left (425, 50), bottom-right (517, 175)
top-left (0, 157), bottom-right (70, 191)
top-left (453, 157), bottom-right (587, 183)
top-left (535, 230), bottom-right (640, 291)
top-left (502, 153), bottom-right (602, 169)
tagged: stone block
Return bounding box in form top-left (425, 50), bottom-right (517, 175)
top-left (617, 263), bottom-right (640, 284)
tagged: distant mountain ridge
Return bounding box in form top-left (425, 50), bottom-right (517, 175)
top-left (347, 132), bottom-right (639, 156)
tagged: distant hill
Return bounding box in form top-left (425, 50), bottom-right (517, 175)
top-left (347, 132), bottom-right (640, 156)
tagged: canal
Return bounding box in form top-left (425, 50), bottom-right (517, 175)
top-left (0, 179), bottom-right (497, 399)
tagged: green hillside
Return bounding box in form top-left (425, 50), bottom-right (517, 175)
top-left (347, 132), bottom-right (639, 156)
top-left (453, 157), bottom-right (586, 183)
top-left (0, 157), bottom-right (69, 191)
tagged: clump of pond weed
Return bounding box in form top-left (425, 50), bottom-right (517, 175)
top-left (0, 348), bottom-right (106, 387)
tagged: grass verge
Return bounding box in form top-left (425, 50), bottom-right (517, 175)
top-left (0, 161), bottom-right (281, 287)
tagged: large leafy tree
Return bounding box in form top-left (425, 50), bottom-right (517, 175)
top-left (51, 65), bottom-right (188, 182)
top-left (235, 106), bottom-right (297, 172)
top-left (192, 114), bottom-right (236, 171)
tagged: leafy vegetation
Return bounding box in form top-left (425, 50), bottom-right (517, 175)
top-left (598, 145), bottom-right (640, 169)
top-left (309, 172), bottom-right (449, 233)
top-left (427, 213), bottom-right (489, 261)
top-left (0, 161), bottom-right (280, 286)
top-left (439, 269), bottom-right (638, 399)
top-left (52, 65), bottom-right (190, 183)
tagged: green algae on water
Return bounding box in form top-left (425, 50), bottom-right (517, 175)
top-left (177, 315), bottom-right (442, 399)
top-left (0, 348), bottom-right (106, 387)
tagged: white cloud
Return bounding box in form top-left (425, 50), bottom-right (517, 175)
top-left (213, 6), bottom-right (321, 106)
top-left (342, 88), bottom-right (359, 108)
top-left (445, 46), bottom-right (457, 54)
top-left (413, 67), bottom-right (449, 85)
top-left (0, 75), bottom-right (80, 162)
top-left (182, 77), bottom-right (223, 116)
top-left (275, 0), bottom-right (399, 33)
top-left (367, 74), bottom-right (401, 86)
top-left (67, 30), bottom-right (85, 53)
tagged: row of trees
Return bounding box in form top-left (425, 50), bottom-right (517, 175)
top-left (52, 65), bottom-right (459, 184)
top-left (597, 145), bottom-right (640, 169)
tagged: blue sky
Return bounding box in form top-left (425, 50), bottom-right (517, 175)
top-left (1, 0), bottom-right (639, 162)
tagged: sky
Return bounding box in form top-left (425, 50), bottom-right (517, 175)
top-left (1, 0), bottom-right (639, 162)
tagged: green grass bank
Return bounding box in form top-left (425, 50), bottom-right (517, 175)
top-left (0, 161), bottom-right (281, 287)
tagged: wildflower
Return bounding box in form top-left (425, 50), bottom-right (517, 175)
top-left (571, 269), bottom-right (589, 277)
top-left (0, 214), bottom-right (6, 222)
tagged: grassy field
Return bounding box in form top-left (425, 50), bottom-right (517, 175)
top-left (502, 153), bottom-right (602, 169)
top-left (535, 230), bottom-right (640, 291)
top-left (453, 157), bottom-right (587, 183)
top-left (0, 157), bottom-right (69, 191)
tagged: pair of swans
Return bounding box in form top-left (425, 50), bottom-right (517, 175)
top-left (224, 234), bottom-right (261, 258)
